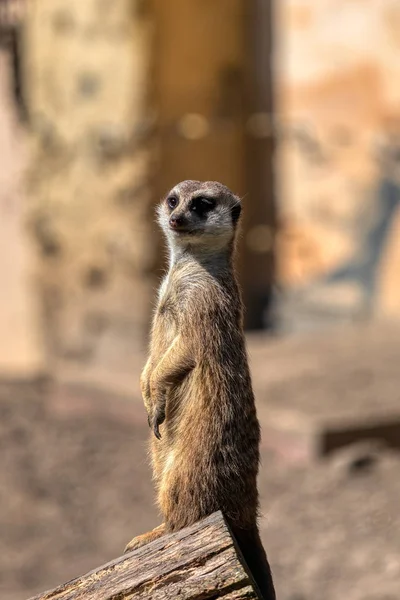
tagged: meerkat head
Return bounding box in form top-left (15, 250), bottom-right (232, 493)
top-left (157, 180), bottom-right (241, 256)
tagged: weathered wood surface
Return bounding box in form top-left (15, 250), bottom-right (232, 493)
top-left (28, 511), bottom-right (259, 600)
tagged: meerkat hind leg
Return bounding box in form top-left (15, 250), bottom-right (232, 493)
top-left (124, 523), bottom-right (167, 553)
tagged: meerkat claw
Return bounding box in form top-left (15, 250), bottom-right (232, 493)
top-left (152, 406), bottom-right (165, 440)
top-left (153, 423), bottom-right (162, 440)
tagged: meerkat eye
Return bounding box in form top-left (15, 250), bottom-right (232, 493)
top-left (167, 196), bottom-right (178, 210)
top-left (190, 197), bottom-right (216, 215)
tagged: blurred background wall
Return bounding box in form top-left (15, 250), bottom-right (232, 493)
top-left (0, 0), bottom-right (399, 373)
top-left (0, 39), bottom-right (44, 377)
top-left (23, 0), bottom-right (157, 367)
top-left (275, 0), bottom-right (400, 331)
top-left (0, 0), bottom-right (275, 377)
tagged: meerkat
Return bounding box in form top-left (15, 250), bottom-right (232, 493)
top-left (124, 180), bottom-right (276, 600)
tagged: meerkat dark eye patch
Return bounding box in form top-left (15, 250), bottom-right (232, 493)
top-left (231, 203), bottom-right (241, 224)
top-left (167, 196), bottom-right (179, 210)
top-left (190, 196), bottom-right (216, 216)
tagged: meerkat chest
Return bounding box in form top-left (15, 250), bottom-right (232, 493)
top-left (152, 275), bottom-right (180, 354)
top-left (155, 266), bottom-right (202, 340)
top-left (157, 274), bottom-right (175, 317)
top-left (157, 271), bottom-right (188, 317)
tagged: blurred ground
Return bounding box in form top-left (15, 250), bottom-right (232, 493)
top-left (1, 322), bottom-right (400, 600)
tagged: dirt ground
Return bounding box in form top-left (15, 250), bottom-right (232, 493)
top-left (1, 324), bottom-right (400, 600)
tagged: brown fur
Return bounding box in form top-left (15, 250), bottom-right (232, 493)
top-left (125, 180), bottom-right (275, 600)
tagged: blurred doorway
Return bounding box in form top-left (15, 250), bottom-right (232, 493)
top-left (153, 0), bottom-right (276, 330)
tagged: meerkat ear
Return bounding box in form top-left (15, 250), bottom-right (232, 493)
top-left (231, 203), bottom-right (241, 224)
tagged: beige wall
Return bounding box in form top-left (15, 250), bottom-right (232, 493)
top-left (275, 0), bottom-right (400, 316)
top-left (23, 0), bottom-right (157, 366)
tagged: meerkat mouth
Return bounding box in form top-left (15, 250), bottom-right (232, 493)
top-left (169, 227), bottom-right (202, 236)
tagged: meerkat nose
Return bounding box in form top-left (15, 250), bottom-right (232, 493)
top-left (169, 214), bottom-right (185, 228)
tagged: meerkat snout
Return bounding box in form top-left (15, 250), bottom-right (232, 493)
top-left (169, 214), bottom-right (185, 230)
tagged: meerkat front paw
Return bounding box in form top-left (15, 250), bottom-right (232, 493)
top-left (140, 367), bottom-right (153, 413)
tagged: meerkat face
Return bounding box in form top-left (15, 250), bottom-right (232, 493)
top-left (157, 180), bottom-right (241, 251)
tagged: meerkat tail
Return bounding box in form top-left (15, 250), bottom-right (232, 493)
top-left (230, 525), bottom-right (276, 600)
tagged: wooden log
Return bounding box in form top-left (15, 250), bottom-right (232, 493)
top-left (28, 511), bottom-right (260, 600)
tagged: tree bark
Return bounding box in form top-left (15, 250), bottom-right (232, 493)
top-left (28, 512), bottom-right (259, 600)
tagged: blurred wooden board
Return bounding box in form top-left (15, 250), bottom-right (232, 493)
top-left (249, 322), bottom-right (400, 463)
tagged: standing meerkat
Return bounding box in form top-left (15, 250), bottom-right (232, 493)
top-left (124, 180), bottom-right (275, 600)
